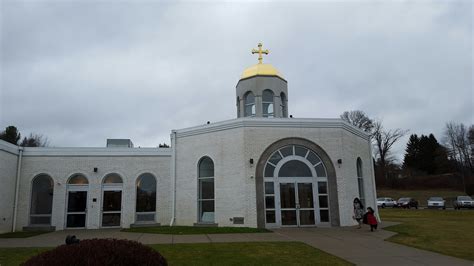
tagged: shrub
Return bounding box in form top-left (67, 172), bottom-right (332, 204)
top-left (22, 238), bottom-right (167, 266)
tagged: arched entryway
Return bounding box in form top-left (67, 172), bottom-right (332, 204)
top-left (256, 138), bottom-right (339, 228)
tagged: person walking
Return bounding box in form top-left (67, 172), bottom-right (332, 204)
top-left (366, 207), bottom-right (378, 232)
top-left (353, 198), bottom-right (364, 229)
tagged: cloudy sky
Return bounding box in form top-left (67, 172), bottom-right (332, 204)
top-left (1, 0), bottom-right (472, 162)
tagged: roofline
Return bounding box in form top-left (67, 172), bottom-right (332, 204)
top-left (237, 74), bottom-right (287, 86)
top-left (173, 117), bottom-right (371, 140)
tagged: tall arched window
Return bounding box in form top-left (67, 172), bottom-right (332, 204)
top-left (280, 92), bottom-right (287, 117)
top-left (262, 89), bottom-right (274, 117)
top-left (198, 157), bottom-right (215, 223)
top-left (244, 91), bottom-right (255, 117)
top-left (136, 173), bottom-right (157, 223)
top-left (357, 158), bottom-right (365, 206)
top-left (30, 174), bottom-right (54, 225)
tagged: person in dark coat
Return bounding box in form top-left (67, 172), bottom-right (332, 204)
top-left (366, 207), bottom-right (378, 232)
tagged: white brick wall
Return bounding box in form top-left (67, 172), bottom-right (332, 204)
top-left (3, 118), bottom-right (375, 231)
top-left (16, 153), bottom-right (171, 230)
top-left (175, 118), bottom-right (375, 227)
top-left (0, 141), bottom-right (19, 233)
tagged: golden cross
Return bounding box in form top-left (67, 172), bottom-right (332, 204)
top-left (252, 43), bottom-right (269, 64)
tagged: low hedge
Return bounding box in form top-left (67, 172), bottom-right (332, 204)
top-left (22, 238), bottom-right (167, 266)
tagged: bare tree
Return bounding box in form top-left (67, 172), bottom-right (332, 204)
top-left (444, 122), bottom-right (473, 171)
top-left (340, 110), bottom-right (374, 133)
top-left (372, 121), bottom-right (408, 185)
top-left (20, 133), bottom-right (49, 147)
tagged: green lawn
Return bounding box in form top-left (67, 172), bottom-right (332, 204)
top-left (0, 242), bottom-right (352, 266)
top-left (380, 208), bottom-right (474, 261)
top-left (122, 226), bottom-right (270, 235)
top-left (0, 247), bottom-right (50, 266)
top-left (377, 188), bottom-right (464, 207)
top-left (0, 231), bottom-right (49, 238)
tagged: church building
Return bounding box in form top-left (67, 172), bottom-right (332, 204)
top-left (0, 43), bottom-right (377, 233)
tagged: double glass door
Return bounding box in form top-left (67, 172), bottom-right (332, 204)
top-left (280, 182), bottom-right (315, 226)
top-left (66, 191), bottom-right (87, 228)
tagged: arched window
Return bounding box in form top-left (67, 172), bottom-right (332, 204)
top-left (357, 158), bottom-right (365, 206)
top-left (198, 157), bottom-right (214, 223)
top-left (262, 89), bottom-right (274, 118)
top-left (280, 92), bottom-right (287, 117)
top-left (136, 173), bottom-right (157, 223)
top-left (103, 174), bottom-right (123, 184)
top-left (30, 174), bottom-right (54, 225)
top-left (278, 160), bottom-right (312, 177)
top-left (244, 91), bottom-right (255, 117)
top-left (68, 174), bottom-right (89, 185)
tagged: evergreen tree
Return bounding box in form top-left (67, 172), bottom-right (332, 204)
top-left (403, 133), bottom-right (453, 175)
top-left (0, 126), bottom-right (21, 145)
top-left (403, 134), bottom-right (420, 172)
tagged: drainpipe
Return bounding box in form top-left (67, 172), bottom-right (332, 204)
top-left (368, 138), bottom-right (380, 221)
top-left (12, 147), bottom-right (24, 232)
top-left (169, 131), bottom-right (177, 226)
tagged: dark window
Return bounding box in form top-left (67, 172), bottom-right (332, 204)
top-left (136, 173), bottom-right (157, 213)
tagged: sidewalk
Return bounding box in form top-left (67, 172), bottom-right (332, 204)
top-left (272, 224), bottom-right (472, 266)
top-left (1, 225), bottom-right (472, 266)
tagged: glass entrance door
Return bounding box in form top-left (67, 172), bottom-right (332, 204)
top-left (279, 182), bottom-right (316, 227)
top-left (102, 190), bottom-right (122, 227)
top-left (66, 191), bottom-right (87, 228)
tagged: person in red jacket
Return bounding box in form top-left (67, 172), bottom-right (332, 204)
top-left (366, 207), bottom-right (378, 232)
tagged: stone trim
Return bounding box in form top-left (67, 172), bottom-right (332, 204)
top-left (255, 137), bottom-right (340, 228)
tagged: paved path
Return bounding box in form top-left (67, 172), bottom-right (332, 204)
top-left (273, 224), bottom-right (472, 266)
top-left (1, 224), bottom-right (472, 266)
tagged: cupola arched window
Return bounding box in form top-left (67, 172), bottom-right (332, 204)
top-left (280, 92), bottom-right (287, 117)
top-left (244, 92), bottom-right (255, 117)
top-left (262, 89), bottom-right (274, 118)
top-left (198, 157), bottom-right (215, 223)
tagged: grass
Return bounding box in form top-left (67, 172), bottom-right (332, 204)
top-left (0, 242), bottom-right (352, 266)
top-left (0, 231), bottom-right (49, 238)
top-left (122, 226), bottom-right (271, 235)
top-left (377, 188), bottom-right (464, 207)
top-left (380, 208), bottom-right (474, 261)
top-left (0, 247), bottom-right (50, 266)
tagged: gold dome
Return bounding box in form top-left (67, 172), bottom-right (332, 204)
top-left (240, 63), bottom-right (285, 80)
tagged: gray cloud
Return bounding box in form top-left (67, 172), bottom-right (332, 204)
top-left (1, 1), bottom-right (472, 161)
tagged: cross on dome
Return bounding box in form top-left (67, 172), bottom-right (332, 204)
top-left (252, 43), bottom-right (269, 64)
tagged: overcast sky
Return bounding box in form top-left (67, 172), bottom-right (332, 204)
top-left (1, 0), bottom-right (472, 162)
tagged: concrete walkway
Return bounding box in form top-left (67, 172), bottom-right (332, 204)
top-left (1, 225), bottom-right (472, 266)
